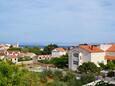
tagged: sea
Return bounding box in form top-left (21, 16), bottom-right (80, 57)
top-left (20, 44), bottom-right (71, 48)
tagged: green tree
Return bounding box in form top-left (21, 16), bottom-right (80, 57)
top-left (28, 47), bottom-right (42, 55)
top-left (80, 73), bottom-right (95, 85)
top-left (43, 44), bottom-right (58, 54)
top-left (22, 47), bottom-right (43, 55)
top-left (0, 61), bottom-right (40, 86)
top-left (78, 62), bottom-right (100, 74)
top-left (49, 55), bottom-right (68, 68)
top-left (21, 47), bottom-right (29, 53)
top-left (99, 63), bottom-right (107, 70)
top-left (18, 56), bottom-right (32, 61)
top-left (107, 61), bottom-right (115, 70)
top-left (8, 47), bottom-right (22, 51)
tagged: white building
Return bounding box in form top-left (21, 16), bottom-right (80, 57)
top-left (12, 42), bottom-right (19, 48)
top-left (35, 55), bottom-right (52, 60)
top-left (0, 54), bottom-right (5, 60)
top-left (0, 44), bottom-right (10, 50)
top-left (7, 56), bottom-right (18, 64)
top-left (105, 44), bottom-right (115, 60)
top-left (5, 51), bottom-right (20, 63)
top-left (98, 44), bottom-right (113, 51)
top-left (52, 48), bottom-right (66, 57)
top-left (69, 45), bottom-right (107, 71)
top-left (23, 52), bottom-right (36, 58)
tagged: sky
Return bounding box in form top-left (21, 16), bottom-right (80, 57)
top-left (0, 0), bottom-right (115, 45)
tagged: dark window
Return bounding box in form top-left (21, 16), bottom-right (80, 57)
top-left (73, 61), bottom-right (78, 65)
top-left (73, 53), bottom-right (79, 57)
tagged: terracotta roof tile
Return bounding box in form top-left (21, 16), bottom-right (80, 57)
top-left (105, 55), bottom-right (115, 60)
top-left (106, 44), bottom-right (115, 52)
top-left (80, 45), bottom-right (104, 53)
top-left (53, 48), bottom-right (65, 52)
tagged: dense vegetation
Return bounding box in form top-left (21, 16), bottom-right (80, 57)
top-left (0, 61), bottom-right (99, 86)
top-left (18, 56), bottom-right (32, 62)
top-left (43, 44), bottom-right (58, 54)
top-left (99, 61), bottom-right (115, 70)
top-left (38, 55), bottom-right (68, 68)
top-left (78, 62), bottom-right (101, 75)
top-left (8, 44), bottom-right (58, 55)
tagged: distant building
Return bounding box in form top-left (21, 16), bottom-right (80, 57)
top-left (98, 44), bottom-right (113, 51)
top-left (12, 42), bottom-right (19, 48)
top-left (105, 44), bottom-right (115, 60)
top-left (6, 55), bottom-right (18, 64)
top-left (69, 43), bottom-right (115, 71)
top-left (32, 55), bottom-right (53, 63)
top-left (0, 52), bottom-right (18, 64)
top-left (35, 55), bottom-right (52, 60)
top-left (0, 44), bottom-right (10, 50)
top-left (98, 43), bottom-right (115, 60)
top-left (5, 51), bottom-right (21, 63)
top-left (0, 54), bottom-right (5, 60)
top-left (69, 44), bottom-right (107, 71)
top-left (52, 48), bottom-right (66, 57)
top-left (23, 52), bottom-right (36, 58)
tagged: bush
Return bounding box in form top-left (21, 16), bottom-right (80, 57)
top-left (18, 56), bottom-right (32, 61)
top-left (107, 71), bottom-right (114, 77)
top-left (99, 63), bottom-right (107, 70)
top-left (49, 56), bottom-right (68, 68)
top-left (38, 59), bottom-right (49, 64)
top-left (78, 62), bottom-right (100, 74)
top-left (80, 73), bottom-right (95, 85)
top-left (107, 61), bottom-right (115, 70)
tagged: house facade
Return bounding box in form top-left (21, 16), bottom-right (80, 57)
top-left (105, 44), bottom-right (115, 60)
top-left (69, 45), bottom-right (107, 71)
top-left (5, 51), bottom-right (20, 63)
top-left (52, 48), bottom-right (66, 57)
top-left (23, 52), bottom-right (36, 58)
top-left (0, 51), bottom-right (22, 64)
top-left (36, 55), bottom-right (52, 60)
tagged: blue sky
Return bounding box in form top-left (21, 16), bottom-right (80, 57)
top-left (0, 0), bottom-right (115, 45)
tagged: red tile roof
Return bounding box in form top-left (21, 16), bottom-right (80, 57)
top-left (105, 55), bottom-right (115, 60)
top-left (106, 44), bottom-right (115, 52)
top-left (80, 45), bottom-right (104, 53)
top-left (53, 48), bottom-right (65, 52)
top-left (7, 55), bottom-right (17, 58)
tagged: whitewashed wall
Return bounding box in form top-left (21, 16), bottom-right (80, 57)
top-left (91, 52), bottom-right (107, 66)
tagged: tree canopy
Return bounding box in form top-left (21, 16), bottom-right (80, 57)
top-left (78, 62), bottom-right (100, 74)
top-left (0, 61), bottom-right (83, 86)
top-left (49, 55), bottom-right (68, 68)
top-left (8, 44), bottom-right (59, 55)
top-left (43, 44), bottom-right (58, 54)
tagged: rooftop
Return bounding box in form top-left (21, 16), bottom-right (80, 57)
top-left (106, 44), bottom-right (115, 52)
top-left (53, 48), bottom-right (65, 52)
top-left (80, 45), bottom-right (104, 53)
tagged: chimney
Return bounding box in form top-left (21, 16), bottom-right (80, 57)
top-left (89, 45), bottom-right (93, 50)
top-left (91, 45), bottom-right (93, 50)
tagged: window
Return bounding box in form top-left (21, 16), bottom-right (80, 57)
top-left (73, 53), bottom-right (79, 57)
top-left (73, 61), bottom-right (78, 65)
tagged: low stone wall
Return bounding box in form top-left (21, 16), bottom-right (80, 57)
top-left (16, 60), bottom-right (33, 65)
